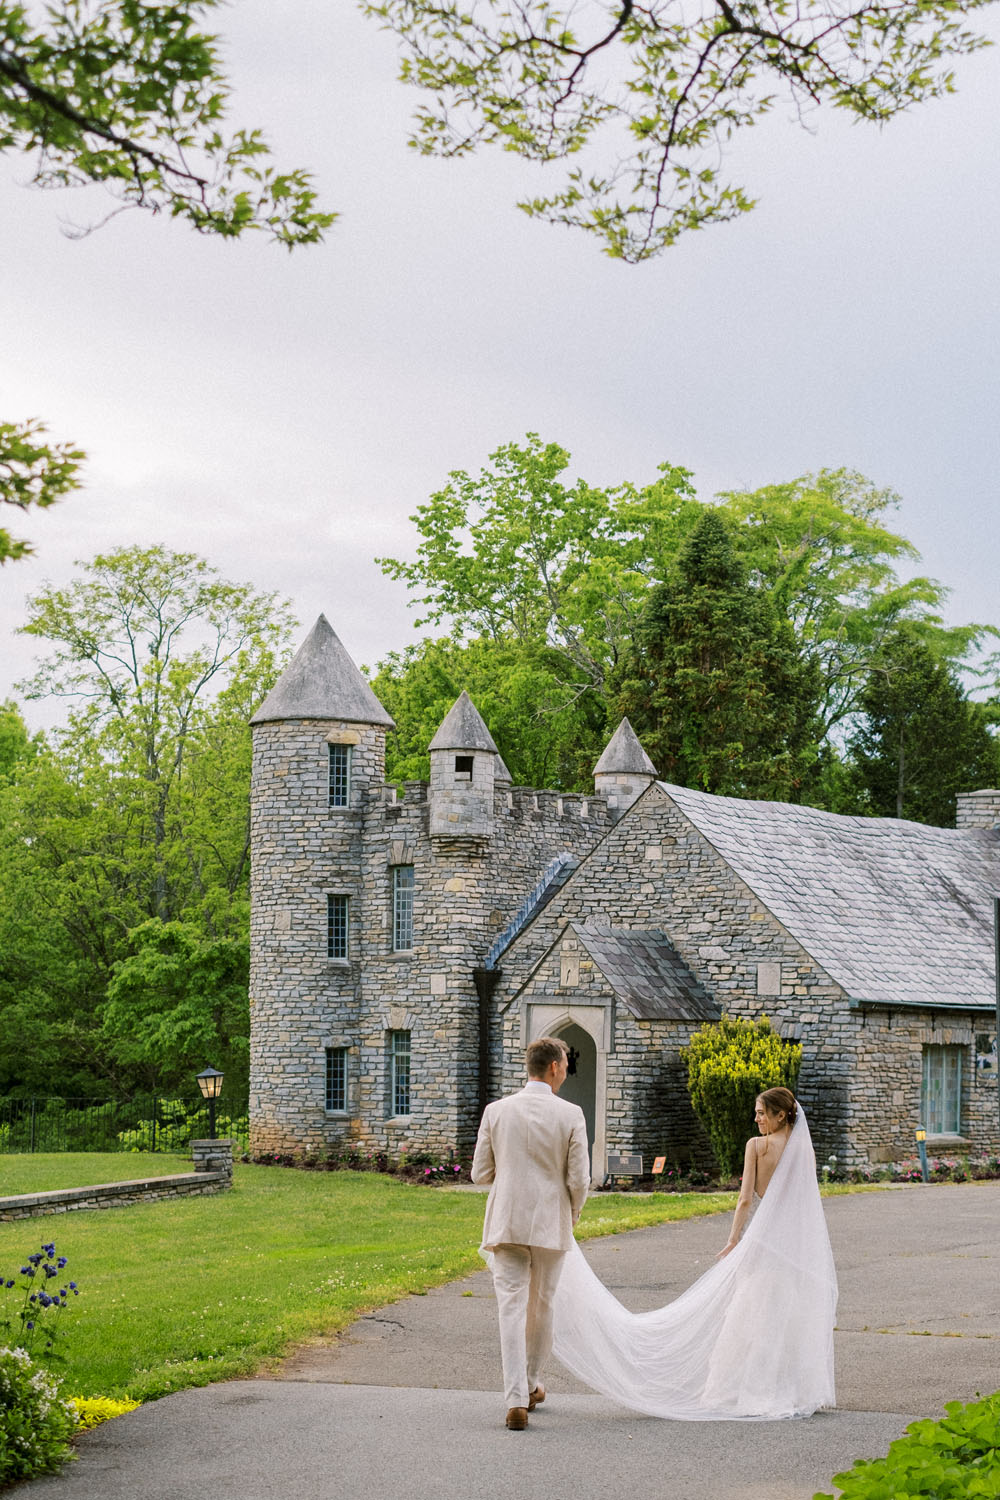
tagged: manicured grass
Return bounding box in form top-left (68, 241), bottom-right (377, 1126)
top-left (0, 1158), bottom-right (886, 1405)
top-left (0, 1163), bottom-right (741, 1402)
top-left (0, 1154), bottom-right (191, 1195)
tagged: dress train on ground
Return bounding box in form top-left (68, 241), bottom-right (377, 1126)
top-left (551, 1107), bottom-right (837, 1421)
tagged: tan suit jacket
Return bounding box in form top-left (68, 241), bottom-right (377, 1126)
top-left (472, 1084), bottom-right (590, 1253)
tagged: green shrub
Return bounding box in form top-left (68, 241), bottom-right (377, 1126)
top-left (0, 1345), bottom-right (77, 1484)
top-left (68, 1394), bottom-right (140, 1431)
top-left (815, 1391), bottom-right (1000, 1499)
top-left (682, 1013), bottom-right (801, 1177)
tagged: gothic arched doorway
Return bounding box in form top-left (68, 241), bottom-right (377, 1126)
top-left (554, 1022), bottom-right (597, 1167)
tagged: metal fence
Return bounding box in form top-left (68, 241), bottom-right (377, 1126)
top-left (0, 1095), bottom-right (249, 1154)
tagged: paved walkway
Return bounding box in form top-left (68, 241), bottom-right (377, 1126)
top-left (16, 1183), bottom-right (1000, 1500)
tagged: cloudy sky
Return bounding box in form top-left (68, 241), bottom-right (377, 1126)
top-left (2, 0), bottom-right (998, 731)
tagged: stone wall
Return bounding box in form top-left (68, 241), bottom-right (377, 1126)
top-left (851, 1012), bottom-right (998, 1159)
top-left (494, 783), bottom-right (857, 1164)
top-left (506, 925), bottom-right (717, 1172)
top-left (0, 1169), bottom-right (230, 1222)
top-left (249, 712), bottom-right (611, 1156)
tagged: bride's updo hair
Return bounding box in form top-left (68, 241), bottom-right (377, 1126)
top-left (758, 1087), bottom-right (797, 1126)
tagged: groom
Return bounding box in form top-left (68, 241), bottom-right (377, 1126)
top-left (471, 1036), bottom-right (590, 1430)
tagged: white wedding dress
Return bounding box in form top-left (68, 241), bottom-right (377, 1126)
top-left (551, 1107), bottom-right (837, 1420)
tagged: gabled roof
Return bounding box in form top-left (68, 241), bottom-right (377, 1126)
top-left (571, 922), bottom-right (719, 1022)
top-left (594, 718), bottom-right (657, 776)
top-left (251, 615), bottom-right (395, 727)
top-left (428, 690), bottom-right (501, 753)
top-left (660, 782), bottom-right (1000, 1010)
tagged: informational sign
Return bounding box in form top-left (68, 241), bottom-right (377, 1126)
top-left (651, 1155), bottom-right (667, 1175)
top-left (606, 1152), bottom-right (643, 1176)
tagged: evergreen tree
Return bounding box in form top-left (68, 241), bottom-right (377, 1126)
top-left (615, 511), bottom-right (822, 799)
top-left (848, 632), bottom-right (1000, 824)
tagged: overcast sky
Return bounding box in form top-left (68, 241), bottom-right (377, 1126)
top-left (2, 0), bottom-right (999, 732)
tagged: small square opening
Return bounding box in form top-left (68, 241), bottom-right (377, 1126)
top-left (454, 755), bottom-right (474, 782)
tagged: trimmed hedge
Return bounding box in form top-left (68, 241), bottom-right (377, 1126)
top-left (683, 1013), bottom-right (801, 1176)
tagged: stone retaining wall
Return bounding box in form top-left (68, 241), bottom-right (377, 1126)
top-left (0, 1141), bottom-right (234, 1221)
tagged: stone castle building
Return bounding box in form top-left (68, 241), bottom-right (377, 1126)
top-left (249, 615), bottom-right (1000, 1174)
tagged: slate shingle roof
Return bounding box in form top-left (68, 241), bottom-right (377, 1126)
top-left (571, 922), bottom-right (720, 1022)
top-left (593, 718), bottom-right (658, 776)
top-left (660, 782), bottom-right (1000, 1010)
top-left (251, 615), bottom-right (395, 727)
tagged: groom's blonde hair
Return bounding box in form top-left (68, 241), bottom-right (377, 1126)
top-left (526, 1036), bottom-right (568, 1077)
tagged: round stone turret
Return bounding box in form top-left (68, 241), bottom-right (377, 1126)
top-left (248, 615), bottom-right (394, 1155)
top-left (593, 718), bottom-right (658, 820)
top-left (428, 690), bottom-right (508, 839)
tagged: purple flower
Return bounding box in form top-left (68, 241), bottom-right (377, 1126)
top-left (41, 1243), bottom-right (55, 1256)
top-left (57, 1257), bottom-right (67, 1269)
top-left (25, 1321), bottom-right (34, 1330)
top-left (68, 1282), bottom-right (77, 1290)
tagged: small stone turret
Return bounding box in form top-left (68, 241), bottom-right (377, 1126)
top-left (428, 690), bottom-right (508, 839)
top-left (594, 718), bottom-right (658, 820)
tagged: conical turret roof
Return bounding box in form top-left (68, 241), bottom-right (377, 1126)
top-left (251, 615), bottom-right (395, 727)
top-left (428, 690), bottom-right (501, 754)
top-left (593, 717), bottom-right (657, 776)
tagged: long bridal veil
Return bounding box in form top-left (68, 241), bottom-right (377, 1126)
top-left (552, 1106), bottom-right (837, 1420)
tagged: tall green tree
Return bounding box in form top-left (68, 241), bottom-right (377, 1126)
top-left (715, 469), bottom-right (991, 736)
top-left (381, 444), bottom-right (988, 774)
top-left (364, 0), bottom-right (991, 260)
top-left (18, 545), bottom-right (294, 927)
top-left (0, 547), bottom-right (294, 1098)
top-left (102, 920), bottom-right (250, 1097)
top-left (614, 510), bottom-right (822, 797)
top-left (378, 433), bottom-right (702, 694)
top-left (369, 634), bottom-right (608, 790)
top-left (847, 630), bottom-right (1000, 824)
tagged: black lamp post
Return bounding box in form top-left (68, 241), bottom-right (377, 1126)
top-left (197, 1067), bottom-right (225, 1139)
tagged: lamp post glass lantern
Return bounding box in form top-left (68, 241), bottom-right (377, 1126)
top-left (197, 1067), bottom-right (225, 1139)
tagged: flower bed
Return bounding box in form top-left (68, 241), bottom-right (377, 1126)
top-left (244, 1146), bottom-right (472, 1184)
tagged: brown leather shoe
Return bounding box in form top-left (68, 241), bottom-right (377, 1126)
top-left (528, 1384), bottom-right (545, 1411)
top-left (505, 1407), bottom-right (528, 1430)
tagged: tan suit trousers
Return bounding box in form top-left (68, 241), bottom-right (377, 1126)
top-left (490, 1244), bottom-right (566, 1410)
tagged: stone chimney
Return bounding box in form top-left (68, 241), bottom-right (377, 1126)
top-left (955, 789), bottom-right (1000, 830)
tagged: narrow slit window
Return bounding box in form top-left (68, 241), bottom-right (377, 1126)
top-left (392, 865), bottom-right (414, 951)
top-left (328, 744), bottom-right (352, 807)
top-left (390, 1030), bottom-right (411, 1116)
top-left (325, 1047), bottom-right (348, 1112)
top-left (327, 894), bottom-right (349, 959)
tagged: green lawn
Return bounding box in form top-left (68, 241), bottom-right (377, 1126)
top-left (0, 1156), bottom-right (887, 1405)
top-left (0, 1160), bottom-right (739, 1402)
top-left (0, 1153), bottom-right (192, 1195)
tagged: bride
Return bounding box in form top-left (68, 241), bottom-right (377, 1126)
top-left (551, 1089), bottom-right (838, 1420)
